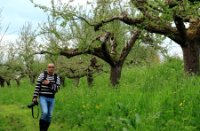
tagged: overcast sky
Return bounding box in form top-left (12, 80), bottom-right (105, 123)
top-left (0, 0), bottom-right (182, 57)
top-left (0, 0), bottom-right (47, 41)
top-left (0, 0), bottom-right (90, 41)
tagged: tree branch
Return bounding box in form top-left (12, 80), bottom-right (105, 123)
top-left (31, 32), bottom-right (116, 66)
top-left (60, 48), bottom-right (87, 58)
top-left (0, 25), bottom-right (9, 43)
top-left (32, 50), bottom-right (59, 56)
top-left (94, 16), bottom-right (144, 31)
top-left (119, 30), bottom-right (141, 64)
top-left (89, 32), bottom-right (116, 66)
top-left (173, 15), bottom-right (186, 45)
top-left (93, 14), bottom-right (182, 44)
top-left (93, 15), bottom-right (174, 35)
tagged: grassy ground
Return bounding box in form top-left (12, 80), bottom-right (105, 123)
top-left (1, 59), bottom-right (200, 131)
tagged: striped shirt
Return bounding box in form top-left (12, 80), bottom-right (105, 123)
top-left (33, 72), bottom-right (60, 98)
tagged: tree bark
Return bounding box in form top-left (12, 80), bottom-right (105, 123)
top-left (182, 41), bottom-right (200, 75)
top-left (110, 64), bottom-right (122, 86)
top-left (60, 76), bottom-right (65, 87)
top-left (87, 68), bottom-right (94, 87)
top-left (0, 77), bottom-right (4, 87)
top-left (6, 81), bottom-right (10, 87)
top-left (15, 79), bottom-right (20, 86)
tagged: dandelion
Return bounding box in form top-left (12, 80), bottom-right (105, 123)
top-left (96, 105), bottom-right (100, 109)
top-left (96, 104), bottom-right (102, 109)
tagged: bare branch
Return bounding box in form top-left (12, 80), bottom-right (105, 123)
top-left (31, 32), bottom-right (115, 66)
top-left (0, 25), bottom-right (9, 43)
top-left (119, 30), bottom-right (141, 64)
top-left (73, 15), bottom-right (95, 27)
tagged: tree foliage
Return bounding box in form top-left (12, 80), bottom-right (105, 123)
top-left (30, 0), bottom-right (165, 86)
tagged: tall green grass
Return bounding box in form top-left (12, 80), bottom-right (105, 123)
top-left (1, 59), bottom-right (200, 131)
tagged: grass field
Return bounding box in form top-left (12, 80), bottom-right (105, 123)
top-left (1, 59), bottom-right (200, 131)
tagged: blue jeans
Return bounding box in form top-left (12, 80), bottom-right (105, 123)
top-left (39, 96), bottom-right (55, 122)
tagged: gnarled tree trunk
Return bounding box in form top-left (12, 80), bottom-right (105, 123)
top-left (15, 79), bottom-right (20, 86)
top-left (181, 40), bottom-right (200, 75)
top-left (87, 68), bottom-right (94, 87)
top-left (6, 80), bottom-right (10, 87)
top-left (110, 64), bottom-right (122, 86)
top-left (0, 77), bottom-right (4, 87)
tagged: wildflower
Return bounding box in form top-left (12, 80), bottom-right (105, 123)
top-left (96, 105), bottom-right (100, 109)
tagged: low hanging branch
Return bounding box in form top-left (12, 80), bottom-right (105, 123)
top-left (32, 32), bottom-right (112, 62)
top-left (33, 31), bottom-right (140, 67)
top-left (32, 30), bottom-right (141, 86)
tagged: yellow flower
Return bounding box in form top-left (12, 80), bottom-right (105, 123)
top-left (96, 105), bottom-right (100, 109)
top-left (82, 105), bottom-right (86, 108)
